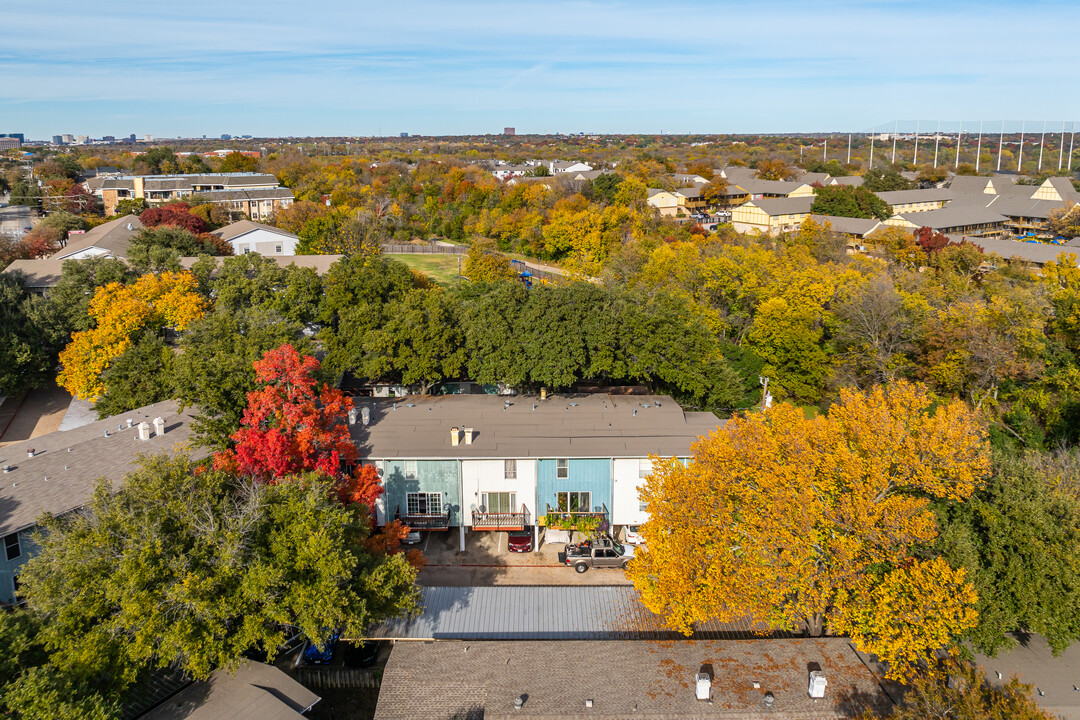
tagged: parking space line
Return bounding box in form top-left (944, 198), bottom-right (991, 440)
top-left (423, 532), bottom-right (431, 554)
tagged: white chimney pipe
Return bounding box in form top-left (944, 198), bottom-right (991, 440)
top-left (153, 417), bottom-right (165, 436)
top-left (137, 422), bottom-right (151, 441)
top-left (809, 670), bottom-right (827, 698)
top-left (450, 427), bottom-right (460, 447)
top-left (27, 449), bottom-right (35, 459)
top-left (464, 427), bottom-right (474, 445)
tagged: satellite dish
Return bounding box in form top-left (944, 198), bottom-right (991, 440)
top-left (443, 503), bottom-right (452, 514)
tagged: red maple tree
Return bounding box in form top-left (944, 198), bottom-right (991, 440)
top-left (336, 464), bottom-right (384, 509)
top-left (214, 344), bottom-right (358, 482)
top-left (140, 202), bottom-right (209, 234)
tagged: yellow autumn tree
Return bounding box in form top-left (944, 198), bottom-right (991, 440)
top-left (833, 557), bottom-right (978, 681)
top-left (628, 381), bottom-right (989, 676)
top-left (58, 271), bottom-right (207, 401)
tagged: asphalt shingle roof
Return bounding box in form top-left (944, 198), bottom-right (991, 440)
top-left (349, 394), bottom-right (723, 460)
top-left (139, 661), bottom-right (319, 720)
top-left (0, 400), bottom-right (199, 535)
top-left (373, 638), bottom-right (892, 720)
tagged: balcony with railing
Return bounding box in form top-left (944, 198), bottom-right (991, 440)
top-left (544, 502), bottom-right (608, 532)
top-left (394, 505), bottom-right (451, 530)
top-left (472, 505), bottom-right (530, 531)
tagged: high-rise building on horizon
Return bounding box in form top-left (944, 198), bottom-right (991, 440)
top-left (0, 137), bottom-right (20, 151)
top-left (504, 127), bottom-right (516, 136)
top-left (0, 133), bottom-right (25, 143)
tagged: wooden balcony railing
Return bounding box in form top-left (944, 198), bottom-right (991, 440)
top-left (472, 506), bottom-right (530, 531)
top-left (394, 506), bottom-right (451, 530)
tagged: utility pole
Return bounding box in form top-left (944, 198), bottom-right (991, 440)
top-left (1070, 124), bottom-right (1076, 172)
top-left (869, 133), bottom-right (875, 169)
top-left (759, 377), bottom-right (772, 412)
top-left (975, 121), bottom-right (983, 172)
top-left (913, 120), bottom-right (920, 165)
top-left (1059, 121), bottom-right (1067, 171)
top-left (1038, 120), bottom-right (1046, 172)
top-left (846, 134), bottom-right (851, 165)
top-left (933, 121), bottom-right (940, 168)
top-left (997, 120), bottom-right (1005, 172)
top-left (956, 125), bottom-right (964, 170)
top-left (1018, 120), bottom-right (1025, 173)
top-left (891, 120), bottom-right (898, 165)
top-left (823, 139), bottom-right (827, 162)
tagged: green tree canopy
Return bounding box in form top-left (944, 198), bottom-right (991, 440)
top-left (173, 307), bottom-right (312, 447)
top-left (936, 449), bottom-right (1080, 656)
top-left (862, 166), bottom-right (914, 192)
top-left (18, 454), bottom-right (420, 684)
top-left (810, 185), bottom-right (892, 221)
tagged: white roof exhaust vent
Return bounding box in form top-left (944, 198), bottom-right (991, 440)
top-left (808, 663), bottom-right (827, 698)
top-left (696, 664), bottom-right (713, 701)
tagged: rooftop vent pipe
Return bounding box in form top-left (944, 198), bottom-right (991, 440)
top-left (137, 422), bottom-right (151, 442)
top-left (696, 665), bottom-right (713, 701)
top-left (808, 669), bottom-right (827, 698)
top-left (153, 417), bottom-right (165, 436)
top-left (26, 449), bottom-right (35, 459)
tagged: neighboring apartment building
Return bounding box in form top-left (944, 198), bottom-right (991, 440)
top-left (874, 188), bottom-right (953, 214)
top-left (0, 401), bottom-right (198, 604)
top-left (348, 394), bottom-right (721, 551)
top-left (92, 172), bottom-right (287, 216)
top-left (210, 219), bottom-right (300, 256)
top-left (731, 197), bottom-right (815, 234)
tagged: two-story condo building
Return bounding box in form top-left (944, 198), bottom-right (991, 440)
top-left (348, 394), bottom-right (722, 550)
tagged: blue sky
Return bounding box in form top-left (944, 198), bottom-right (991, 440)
top-left (3, 0), bottom-right (1078, 138)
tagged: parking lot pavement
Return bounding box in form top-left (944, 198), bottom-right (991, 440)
top-left (411, 528), bottom-right (636, 587)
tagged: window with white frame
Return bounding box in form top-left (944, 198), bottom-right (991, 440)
top-left (407, 492), bottom-right (441, 515)
top-left (638, 459), bottom-right (652, 479)
top-left (275, 244), bottom-right (282, 253)
top-left (556, 491), bottom-right (591, 513)
top-left (481, 492), bottom-right (516, 514)
top-left (504, 459), bottom-right (517, 479)
top-left (404, 460), bottom-right (417, 481)
top-left (556, 459), bottom-right (569, 479)
top-left (3, 533), bottom-right (19, 561)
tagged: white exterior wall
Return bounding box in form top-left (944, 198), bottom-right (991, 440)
top-left (461, 459), bottom-right (537, 527)
top-left (229, 229), bottom-right (298, 256)
top-left (612, 458), bottom-right (651, 526)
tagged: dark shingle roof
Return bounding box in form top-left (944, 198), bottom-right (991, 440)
top-left (373, 639), bottom-right (892, 720)
top-left (138, 661), bottom-right (319, 720)
top-left (0, 400), bottom-right (199, 535)
top-left (349, 394), bottom-right (722, 460)
top-left (197, 188), bottom-right (294, 202)
top-left (874, 189), bottom-right (953, 205)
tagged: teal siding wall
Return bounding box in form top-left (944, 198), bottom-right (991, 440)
top-left (537, 459), bottom-right (612, 515)
top-left (383, 460), bottom-right (462, 526)
top-left (0, 531), bottom-right (35, 604)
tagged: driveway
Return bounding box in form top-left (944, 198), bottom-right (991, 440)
top-left (412, 528), bottom-right (635, 587)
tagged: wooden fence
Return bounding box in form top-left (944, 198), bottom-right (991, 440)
top-left (382, 243), bottom-right (465, 255)
top-left (294, 666), bottom-right (382, 690)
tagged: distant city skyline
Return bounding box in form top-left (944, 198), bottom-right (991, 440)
top-left (4, 0), bottom-right (1079, 139)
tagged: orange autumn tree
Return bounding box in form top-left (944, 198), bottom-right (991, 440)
top-left (628, 381), bottom-right (989, 680)
top-left (57, 271), bottom-right (207, 401)
top-left (213, 344), bottom-right (358, 483)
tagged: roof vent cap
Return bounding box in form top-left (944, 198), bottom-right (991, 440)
top-left (26, 449), bottom-right (35, 459)
top-left (808, 667), bottom-right (827, 698)
top-left (696, 664), bottom-right (713, 701)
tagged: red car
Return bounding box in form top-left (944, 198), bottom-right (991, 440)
top-left (507, 530), bottom-right (533, 553)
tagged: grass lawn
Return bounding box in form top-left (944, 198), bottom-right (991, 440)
top-left (387, 254), bottom-right (462, 286)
